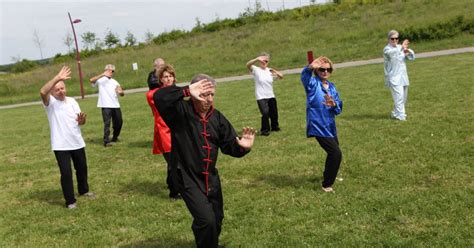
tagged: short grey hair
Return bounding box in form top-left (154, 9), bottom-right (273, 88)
top-left (154, 58), bottom-right (165, 67)
top-left (104, 64), bottom-right (115, 70)
top-left (259, 52), bottom-right (270, 59)
top-left (387, 30), bottom-right (399, 39)
top-left (190, 74), bottom-right (216, 86)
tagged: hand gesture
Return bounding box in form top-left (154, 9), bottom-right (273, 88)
top-left (402, 39), bottom-right (410, 49)
top-left (236, 127), bottom-right (256, 151)
top-left (323, 94), bottom-right (336, 107)
top-left (257, 56), bottom-right (269, 63)
top-left (76, 112), bottom-right (87, 125)
top-left (310, 57), bottom-right (325, 69)
top-left (104, 70), bottom-right (113, 78)
top-left (189, 79), bottom-right (214, 101)
top-left (55, 66), bottom-right (71, 81)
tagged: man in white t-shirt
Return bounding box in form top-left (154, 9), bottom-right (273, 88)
top-left (40, 66), bottom-right (94, 209)
top-left (90, 64), bottom-right (124, 146)
top-left (246, 53), bottom-right (284, 136)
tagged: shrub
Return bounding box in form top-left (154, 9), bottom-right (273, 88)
top-left (10, 59), bottom-right (38, 73)
top-left (400, 15), bottom-right (474, 41)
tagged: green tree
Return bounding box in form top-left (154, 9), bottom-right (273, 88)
top-left (144, 29), bottom-right (154, 44)
top-left (81, 31), bottom-right (97, 50)
top-left (124, 31), bottom-right (137, 47)
top-left (104, 29), bottom-right (120, 48)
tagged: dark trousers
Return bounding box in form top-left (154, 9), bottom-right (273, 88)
top-left (315, 136), bottom-right (342, 188)
top-left (257, 97), bottom-right (279, 133)
top-left (53, 148), bottom-right (89, 206)
top-left (101, 108), bottom-right (123, 144)
top-left (178, 171), bottom-right (224, 248)
top-left (163, 153), bottom-right (179, 197)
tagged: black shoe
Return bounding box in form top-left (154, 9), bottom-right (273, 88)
top-left (260, 131), bottom-right (270, 136)
top-left (271, 127), bottom-right (281, 132)
top-left (104, 142), bottom-right (113, 147)
top-left (111, 138), bottom-right (120, 142)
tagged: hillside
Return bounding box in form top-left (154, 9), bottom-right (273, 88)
top-left (0, 0), bottom-right (473, 105)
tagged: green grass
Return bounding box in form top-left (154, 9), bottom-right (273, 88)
top-left (1, 0), bottom-right (473, 105)
top-left (0, 52), bottom-right (473, 247)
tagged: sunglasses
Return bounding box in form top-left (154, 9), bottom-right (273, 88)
top-left (317, 67), bottom-right (333, 73)
top-left (390, 37), bottom-right (399, 41)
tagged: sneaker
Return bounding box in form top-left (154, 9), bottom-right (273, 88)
top-left (322, 187), bottom-right (335, 193)
top-left (104, 142), bottom-right (113, 147)
top-left (81, 192), bottom-right (96, 199)
top-left (67, 203), bottom-right (77, 209)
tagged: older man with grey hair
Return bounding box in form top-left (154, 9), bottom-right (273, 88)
top-left (383, 30), bottom-right (415, 121)
top-left (154, 74), bottom-right (256, 248)
top-left (147, 57), bottom-right (166, 90)
top-left (90, 64), bottom-right (125, 146)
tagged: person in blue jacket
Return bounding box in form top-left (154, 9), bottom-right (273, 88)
top-left (301, 56), bottom-right (343, 193)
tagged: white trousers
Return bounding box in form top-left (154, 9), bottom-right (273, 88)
top-left (389, 85), bottom-right (408, 120)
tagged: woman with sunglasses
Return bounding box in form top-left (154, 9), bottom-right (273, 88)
top-left (383, 29), bottom-right (415, 121)
top-left (301, 56), bottom-right (343, 193)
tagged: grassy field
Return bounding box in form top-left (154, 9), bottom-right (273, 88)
top-left (0, 0), bottom-right (473, 105)
top-left (0, 52), bottom-right (472, 247)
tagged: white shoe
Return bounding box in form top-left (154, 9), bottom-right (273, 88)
top-left (81, 192), bottom-right (96, 199)
top-left (322, 187), bottom-right (335, 193)
top-left (67, 203), bottom-right (77, 209)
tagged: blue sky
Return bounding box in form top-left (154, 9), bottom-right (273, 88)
top-left (0, 0), bottom-right (327, 65)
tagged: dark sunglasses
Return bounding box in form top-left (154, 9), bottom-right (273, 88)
top-left (390, 37), bottom-right (399, 41)
top-left (318, 67), bottom-right (333, 73)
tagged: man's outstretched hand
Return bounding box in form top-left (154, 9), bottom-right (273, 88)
top-left (236, 127), bottom-right (256, 151)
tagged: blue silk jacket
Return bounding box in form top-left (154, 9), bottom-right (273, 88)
top-left (301, 66), bottom-right (343, 138)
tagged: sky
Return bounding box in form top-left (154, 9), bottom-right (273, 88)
top-left (0, 0), bottom-right (328, 65)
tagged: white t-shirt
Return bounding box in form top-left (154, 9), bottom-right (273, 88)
top-left (44, 95), bottom-right (86, 151)
top-left (251, 65), bottom-right (275, 100)
top-left (92, 76), bottom-right (121, 108)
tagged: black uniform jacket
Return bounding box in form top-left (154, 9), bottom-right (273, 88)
top-left (154, 85), bottom-right (250, 195)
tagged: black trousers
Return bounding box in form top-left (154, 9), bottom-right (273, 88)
top-left (162, 153), bottom-right (179, 197)
top-left (101, 108), bottom-right (123, 144)
top-left (257, 97), bottom-right (279, 133)
top-left (53, 148), bottom-right (89, 206)
top-left (315, 136), bottom-right (342, 188)
top-left (178, 170), bottom-right (223, 248)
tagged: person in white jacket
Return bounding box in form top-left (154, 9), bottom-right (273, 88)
top-left (383, 30), bottom-right (415, 121)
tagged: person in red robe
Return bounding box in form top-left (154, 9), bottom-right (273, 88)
top-left (146, 64), bottom-right (180, 199)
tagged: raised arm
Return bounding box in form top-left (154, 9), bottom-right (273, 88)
top-left (40, 66), bottom-right (71, 106)
top-left (270, 68), bottom-right (284, 79)
top-left (89, 70), bottom-right (112, 85)
top-left (246, 56), bottom-right (267, 72)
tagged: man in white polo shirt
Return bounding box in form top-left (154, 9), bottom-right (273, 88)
top-left (90, 64), bottom-right (124, 147)
top-left (40, 66), bottom-right (94, 209)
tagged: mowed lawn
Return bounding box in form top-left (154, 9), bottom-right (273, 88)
top-left (0, 53), bottom-right (472, 247)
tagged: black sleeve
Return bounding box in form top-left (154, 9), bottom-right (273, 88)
top-left (217, 112), bottom-right (250, 158)
top-left (154, 85), bottom-right (190, 128)
top-left (147, 70), bottom-right (158, 90)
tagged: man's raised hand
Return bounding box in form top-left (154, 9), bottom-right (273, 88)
top-left (236, 127), bottom-right (256, 151)
top-left (189, 79), bottom-right (214, 101)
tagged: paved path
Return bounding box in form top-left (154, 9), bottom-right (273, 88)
top-left (1, 46), bottom-right (473, 110)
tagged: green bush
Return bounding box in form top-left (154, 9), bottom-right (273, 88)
top-left (10, 59), bottom-right (38, 73)
top-left (401, 15), bottom-right (474, 41)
